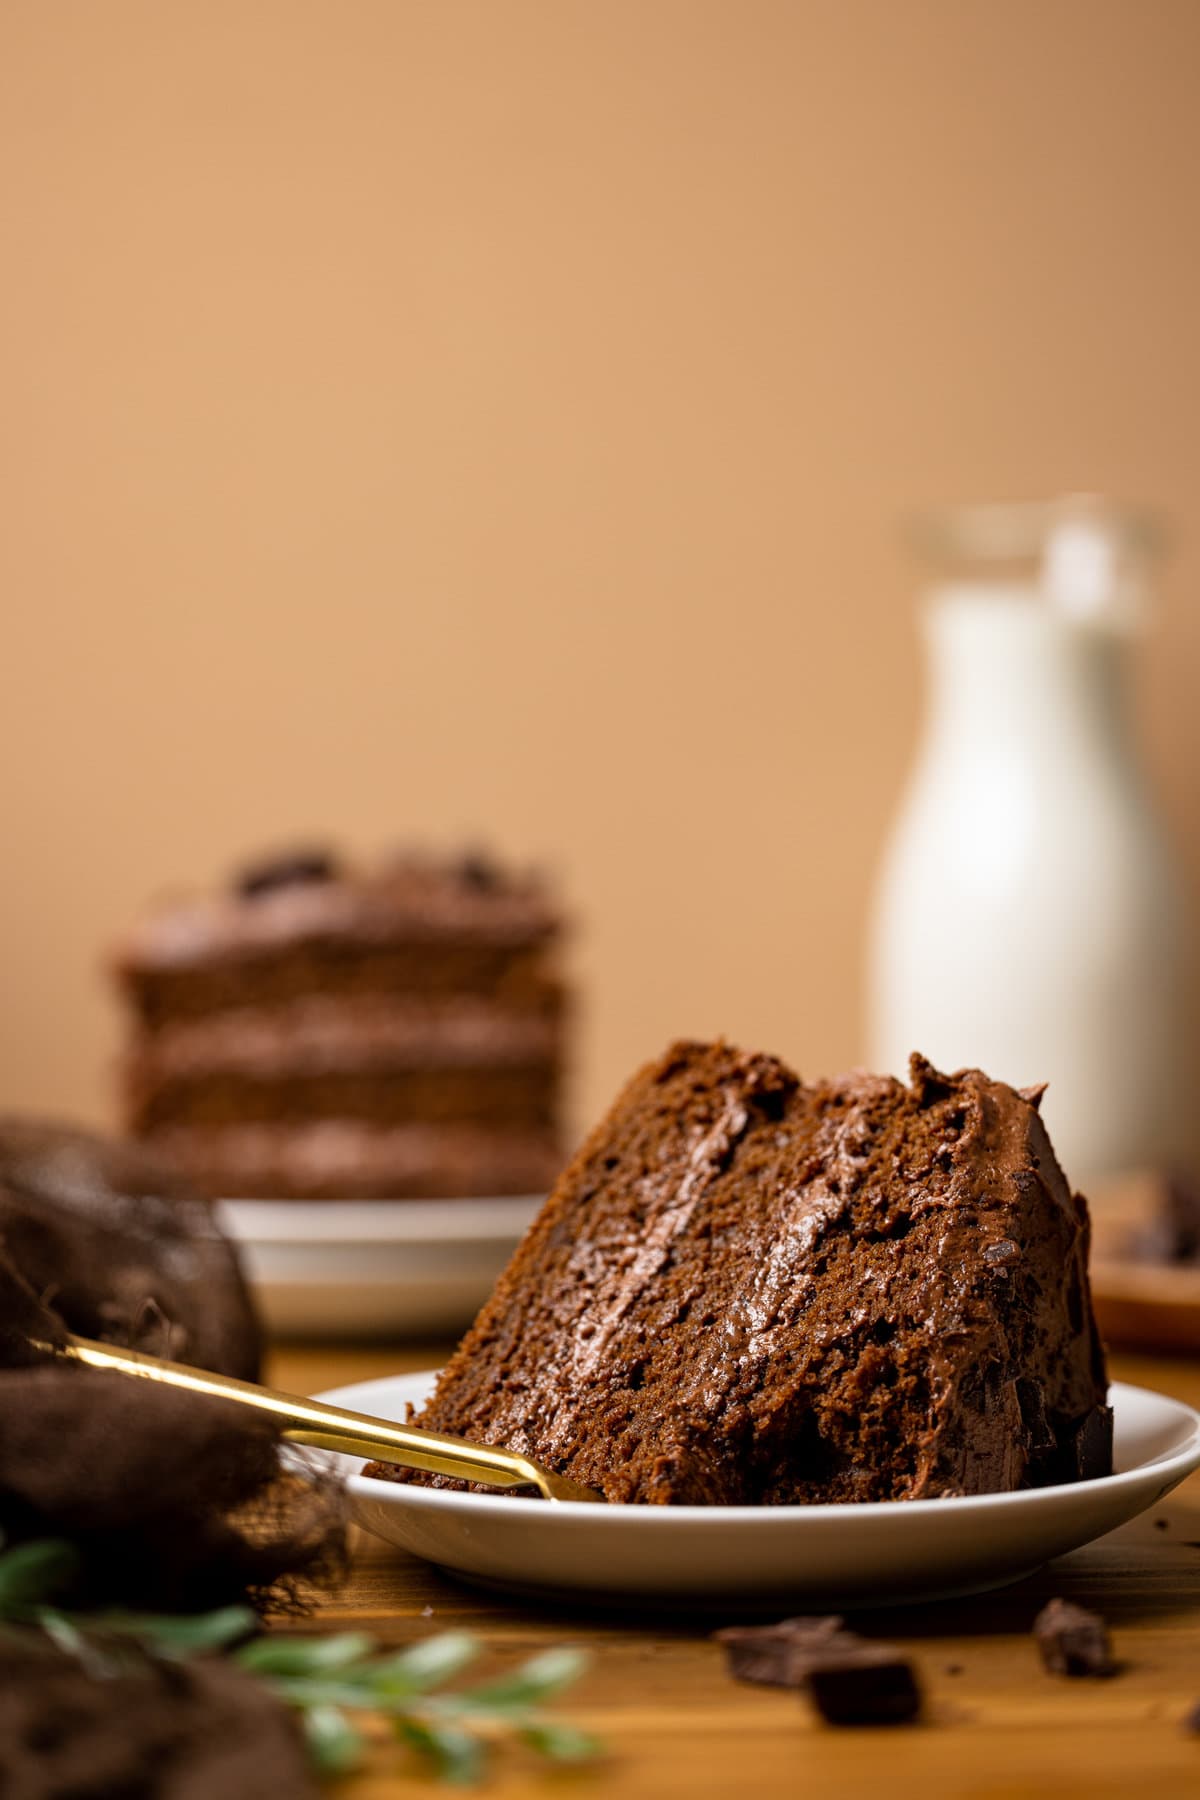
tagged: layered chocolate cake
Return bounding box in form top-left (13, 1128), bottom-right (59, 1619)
top-left (371, 1041), bottom-right (1109, 1504)
top-left (112, 848), bottom-right (566, 1200)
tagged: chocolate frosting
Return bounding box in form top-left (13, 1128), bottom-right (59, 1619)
top-left (0, 1118), bottom-right (261, 1379)
top-left (115, 854), bottom-right (559, 975)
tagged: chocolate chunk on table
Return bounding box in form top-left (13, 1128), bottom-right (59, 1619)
top-left (1033, 1597), bottom-right (1116, 1677)
top-left (805, 1643), bottom-right (923, 1726)
top-left (715, 1618), bottom-right (921, 1724)
top-left (713, 1616), bottom-right (846, 1687)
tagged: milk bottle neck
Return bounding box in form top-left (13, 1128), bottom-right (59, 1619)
top-left (921, 583), bottom-right (1132, 765)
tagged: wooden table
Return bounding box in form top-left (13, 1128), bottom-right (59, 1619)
top-left (267, 1342), bottom-right (1200, 1799)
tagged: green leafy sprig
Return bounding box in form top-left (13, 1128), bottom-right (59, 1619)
top-left (0, 1537), bottom-right (603, 1786)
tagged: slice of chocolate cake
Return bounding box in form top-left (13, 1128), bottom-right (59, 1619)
top-left (111, 847), bottom-right (567, 1200)
top-left (370, 1041), bottom-right (1109, 1504)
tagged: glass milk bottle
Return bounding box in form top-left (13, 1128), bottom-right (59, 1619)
top-left (867, 499), bottom-right (1192, 1185)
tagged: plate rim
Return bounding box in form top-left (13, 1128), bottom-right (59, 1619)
top-left (319, 1371), bottom-right (1200, 1524)
top-left (217, 1196), bottom-right (543, 1246)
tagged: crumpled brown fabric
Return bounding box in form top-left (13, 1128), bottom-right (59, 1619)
top-left (0, 1121), bottom-right (345, 1612)
top-left (0, 1121), bottom-right (347, 1795)
top-left (0, 1353), bottom-right (344, 1612)
top-left (0, 1636), bottom-right (320, 1800)
top-left (0, 1116), bottom-right (261, 1379)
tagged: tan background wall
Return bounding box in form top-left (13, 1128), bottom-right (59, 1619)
top-left (2, 0), bottom-right (1199, 1140)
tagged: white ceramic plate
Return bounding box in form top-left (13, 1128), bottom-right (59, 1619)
top-left (317, 1373), bottom-right (1200, 1608)
top-left (217, 1199), bottom-right (539, 1338)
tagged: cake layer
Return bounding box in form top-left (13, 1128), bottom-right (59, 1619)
top-left (140, 1120), bottom-right (563, 1199)
top-left (124, 995), bottom-right (563, 1083)
top-left (376, 1041), bottom-right (1108, 1504)
top-left (119, 944), bottom-right (558, 1029)
top-left (126, 1065), bottom-right (557, 1133)
top-left (123, 996), bottom-right (563, 1132)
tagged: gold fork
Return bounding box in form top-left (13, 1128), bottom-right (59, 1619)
top-left (36, 1329), bottom-right (603, 1504)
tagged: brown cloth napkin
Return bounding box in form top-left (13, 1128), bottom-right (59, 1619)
top-left (0, 1121), bottom-right (345, 1796)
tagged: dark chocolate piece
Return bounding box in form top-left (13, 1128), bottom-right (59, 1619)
top-left (805, 1643), bottom-right (922, 1725)
top-left (1033, 1597), bottom-right (1116, 1677)
top-left (714, 1616), bottom-right (846, 1687)
top-left (1070, 1406), bottom-right (1115, 1482)
top-left (235, 847), bottom-right (339, 899)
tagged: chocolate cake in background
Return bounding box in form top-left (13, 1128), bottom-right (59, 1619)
top-left (370, 1041), bottom-right (1110, 1505)
top-left (112, 846), bottom-right (567, 1200)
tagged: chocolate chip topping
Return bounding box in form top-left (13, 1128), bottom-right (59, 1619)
top-left (234, 847), bottom-right (340, 900)
top-left (458, 848), bottom-right (501, 890)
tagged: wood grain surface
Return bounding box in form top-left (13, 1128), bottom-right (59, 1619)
top-left (266, 1342), bottom-right (1200, 1800)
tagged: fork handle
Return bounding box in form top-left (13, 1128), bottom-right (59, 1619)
top-left (50, 1332), bottom-right (601, 1503)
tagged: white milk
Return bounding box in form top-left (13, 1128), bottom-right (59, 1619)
top-left (867, 509), bottom-right (1191, 1184)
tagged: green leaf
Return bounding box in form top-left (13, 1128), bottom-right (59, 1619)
top-left (302, 1704), bottom-right (367, 1778)
top-left (92, 1605), bottom-right (257, 1655)
top-left (397, 1716), bottom-right (485, 1787)
top-left (367, 1631), bottom-right (481, 1695)
top-left (519, 1719), bottom-right (605, 1763)
top-left (237, 1631), bottom-right (375, 1676)
top-left (460, 1646), bottom-right (590, 1710)
top-left (0, 1540), bottom-right (80, 1610)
